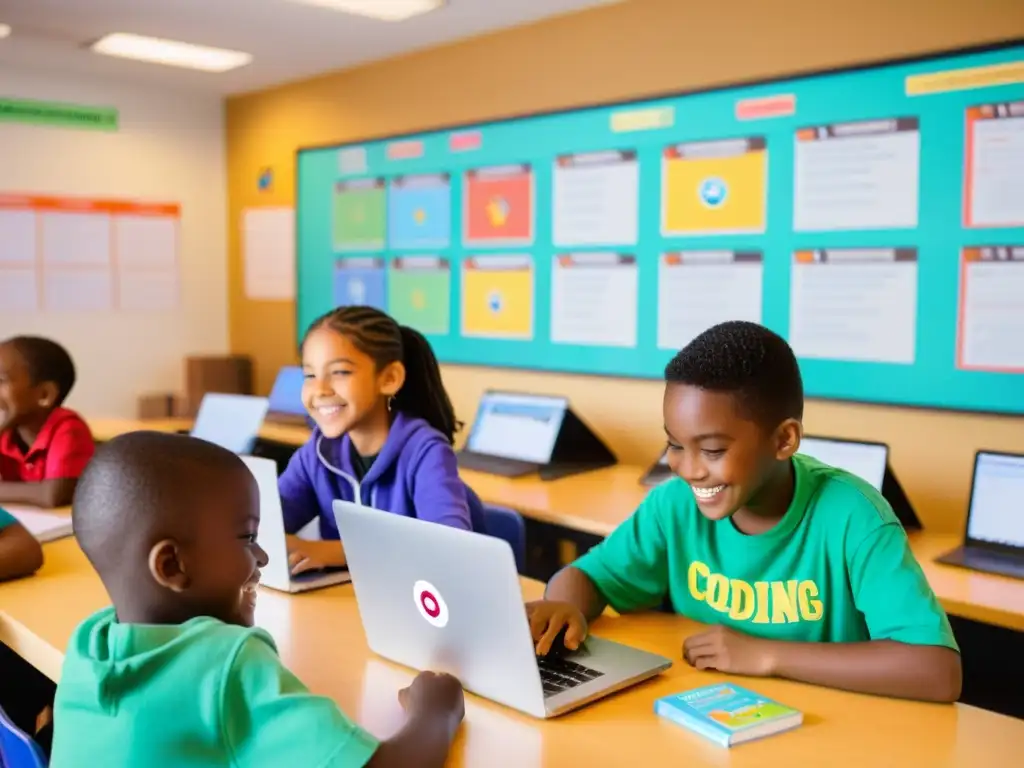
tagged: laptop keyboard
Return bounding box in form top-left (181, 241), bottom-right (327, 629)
top-left (536, 655), bottom-right (605, 697)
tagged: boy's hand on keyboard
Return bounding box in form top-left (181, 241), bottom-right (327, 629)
top-left (288, 539), bottom-right (344, 575)
top-left (526, 600), bottom-right (588, 656)
top-left (399, 671), bottom-right (466, 730)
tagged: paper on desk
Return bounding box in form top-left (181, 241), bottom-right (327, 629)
top-left (3, 505), bottom-right (73, 543)
top-left (243, 207), bottom-right (295, 300)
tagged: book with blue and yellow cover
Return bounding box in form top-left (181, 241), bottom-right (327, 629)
top-left (654, 683), bottom-right (803, 747)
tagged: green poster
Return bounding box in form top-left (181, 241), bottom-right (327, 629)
top-left (333, 179), bottom-right (386, 251)
top-left (388, 259), bottom-right (451, 335)
top-left (0, 98), bottom-right (118, 131)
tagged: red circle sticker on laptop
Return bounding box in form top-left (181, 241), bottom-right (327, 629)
top-left (413, 580), bottom-right (449, 628)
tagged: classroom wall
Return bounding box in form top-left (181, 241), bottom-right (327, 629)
top-left (225, 0), bottom-right (1024, 533)
top-left (0, 67), bottom-right (229, 417)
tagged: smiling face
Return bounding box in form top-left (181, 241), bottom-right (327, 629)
top-left (663, 382), bottom-right (799, 522)
top-left (300, 326), bottom-right (403, 439)
top-left (173, 466), bottom-right (269, 627)
top-left (0, 342), bottom-right (53, 434)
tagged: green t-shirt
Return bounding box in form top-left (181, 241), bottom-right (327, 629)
top-left (51, 607), bottom-right (379, 767)
top-left (574, 454), bottom-right (957, 648)
top-left (0, 506), bottom-right (14, 531)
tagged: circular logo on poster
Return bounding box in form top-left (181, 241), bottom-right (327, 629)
top-left (413, 580), bottom-right (449, 628)
top-left (698, 177), bottom-right (728, 208)
top-left (487, 291), bottom-right (503, 314)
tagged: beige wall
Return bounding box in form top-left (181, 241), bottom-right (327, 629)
top-left (1, 67), bottom-right (229, 417)
top-left (225, 0), bottom-right (1024, 533)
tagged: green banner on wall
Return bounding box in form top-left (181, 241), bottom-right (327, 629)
top-left (0, 97), bottom-right (119, 130)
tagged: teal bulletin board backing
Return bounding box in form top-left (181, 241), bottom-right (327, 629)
top-left (297, 42), bottom-right (1024, 415)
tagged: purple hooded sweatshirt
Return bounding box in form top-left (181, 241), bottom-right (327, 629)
top-left (278, 410), bottom-right (475, 539)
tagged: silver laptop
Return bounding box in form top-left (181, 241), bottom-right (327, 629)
top-left (333, 500), bottom-right (672, 719)
top-left (192, 394), bottom-right (270, 454)
top-left (242, 456), bottom-right (350, 593)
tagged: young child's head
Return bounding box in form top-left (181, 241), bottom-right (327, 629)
top-left (73, 431), bottom-right (268, 627)
top-left (663, 321), bottom-right (803, 521)
top-left (300, 305), bottom-right (460, 443)
top-left (0, 336), bottom-right (76, 433)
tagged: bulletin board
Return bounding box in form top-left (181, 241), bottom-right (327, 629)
top-left (296, 41), bottom-right (1024, 416)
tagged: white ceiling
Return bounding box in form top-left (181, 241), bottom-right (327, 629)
top-left (0, 0), bottom-right (621, 95)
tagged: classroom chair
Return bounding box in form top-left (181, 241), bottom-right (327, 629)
top-left (0, 705), bottom-right (47, 768)
top-left (483, 504), bottom-right (526, 574)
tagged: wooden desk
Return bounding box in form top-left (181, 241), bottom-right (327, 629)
top-left (83, 418), bottom-right (1024, 632)
top-left (2, 538), bottom-right (1023, 766)
top-left (86, 417), bottom-right (311, 447)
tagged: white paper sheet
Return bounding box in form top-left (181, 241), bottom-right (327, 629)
top-left (3, 505), bottom-right (73, 542)
top-left (41, 211), bottom-right (111, 266)
top-left (43, 270), bottom-right (114, 311)
top-left (243, 207), bottom-right (295, 300)
top-left (116, 215), bottom-right (178, 270)
top-left (0, 268), bottom-right (39, 312)
top-left (0, 209), bottom-right (37, 265)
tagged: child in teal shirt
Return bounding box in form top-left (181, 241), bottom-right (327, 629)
top-left (0, 505), bottom-right (43, 581)
top-left (51, 431), bottom-right (465, 767)
top-left (528, 321), bottom-right (961, 702)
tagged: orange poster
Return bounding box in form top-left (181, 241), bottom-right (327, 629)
top-left (463, 164), bottom-right (534, 246)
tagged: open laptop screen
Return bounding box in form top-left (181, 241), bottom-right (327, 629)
top-left (967, 452), bottom-right (1024, 548)
top-left (268, 366), bottom-right (306, 416)
top-left (798, 436), bottom-right (887, 491)
top-left (191, 393), bottom-right (270, 454)
top-left (466, 392), bottom-right (567, 464)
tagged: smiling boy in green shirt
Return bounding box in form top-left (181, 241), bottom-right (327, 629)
top-left (527, 321), bottom-right (961, 702)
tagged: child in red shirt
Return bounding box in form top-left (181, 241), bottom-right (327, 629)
top-left (0, 336), bottom-right (95, 508)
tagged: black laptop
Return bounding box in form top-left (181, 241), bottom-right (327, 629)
top-left (456, 391), bottom-right (568, 477)
top-left (936, 450), bottom-right (1024, 581)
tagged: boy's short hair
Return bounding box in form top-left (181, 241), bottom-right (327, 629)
top-left (664, 321), bottom-right (803, 427)
top-left (6, 336), bottom-right (76, 406)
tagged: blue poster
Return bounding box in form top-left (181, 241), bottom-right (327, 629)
top-left (388, 174), bottom-right (451, 250)
top-left (332, 257), bottom-right (387, 310)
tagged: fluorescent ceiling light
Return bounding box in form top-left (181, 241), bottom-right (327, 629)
top-left (288, 0), bottom-right (445, 22)
top-left (0, 24), bottom-right (11, 39)
top-left (90, 33), bottom-right (252, 72)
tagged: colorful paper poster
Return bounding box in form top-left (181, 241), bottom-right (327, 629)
top-left (657, 251), bottom-right (764, 351)
top-left (789, 248), bottom-right (918, 364)
top-left (463, 165), bottom-right (534, 247)
top-left (964, 102), bottom-right (1024, 228)
top-left (461, 255), bottom-right (533, 339)
top-left (387, 174), bottom-right (451, 250)
top-left (957, 245), bottom-right (1024, 371)
top-left (661, 137), bottom-right (767, 236)
top-left (551, 253), bottom-right (638, 347)
top-left (388, 257), bottom-right (451, 336)
top-left (553, 150), bottom-right (639, 247)
top-left (333, 257), bottom-right (387, 310)
top-left (793, 118), bottom-right (920, 231)
top-left (332, 178), bottom-right (386, 251)
top-left (0, 193), bottom-right (180, 313)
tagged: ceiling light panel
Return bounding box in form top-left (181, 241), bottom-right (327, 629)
top-left (287, 0), bottom-right (445, 22)
top-left (90, 33), bottom-right (252, 73)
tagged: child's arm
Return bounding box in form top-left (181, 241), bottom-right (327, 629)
top-left (224, 636), bottom-right (463, 767)
top-left (0, 516), bottom-right (44, 581)
top-left (0, 478), bottom-right (77, 508)
top-left (410, 442), bottom-right (472, 530)
top-left (529, 491), bottom-right (671, 654)
top-left (278, 447), bottom-right (321, 535)
top-left (684, 522), bottom-right (962, 702)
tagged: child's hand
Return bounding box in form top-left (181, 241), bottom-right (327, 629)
top-left (399, 671), bottom-right (465, 727)
top-left (287, 539), bottom-right (344, 575)
top-left (682, 624), bottom-right (777, 677)
top-left (526, 600), bottom-right (588, 655)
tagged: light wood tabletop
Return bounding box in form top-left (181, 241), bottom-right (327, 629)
top-left (2, 537), bottom-right (1023, 767)
top-left (83, 417), bottom-right (1024, 631)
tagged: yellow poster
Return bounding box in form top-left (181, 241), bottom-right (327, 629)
top-left (662, 137), bottom-right (767, 235)
top-left (461, 256), bottom-right (534, 339)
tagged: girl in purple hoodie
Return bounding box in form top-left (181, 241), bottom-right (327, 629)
top-left (281, 306), bottom-right (483, 575)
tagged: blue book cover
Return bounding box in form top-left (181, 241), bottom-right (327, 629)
top-left (654, 683), bottom-right (803, 747)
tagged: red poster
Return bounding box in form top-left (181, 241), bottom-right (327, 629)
top-left (463, 165), bottom-right (534, 246)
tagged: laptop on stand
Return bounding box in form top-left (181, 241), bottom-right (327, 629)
top-left (333, 500), bottom-right (671, 719)
top-left (242, 456), bottom-right (350, 593)
top-left (456, 391), bottom-right (568, 477)
top-left (936, 450), bottom-right (1024, 580)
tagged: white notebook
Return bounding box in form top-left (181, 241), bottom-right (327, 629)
top-left (3, 505), bottom-right (73, 543)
